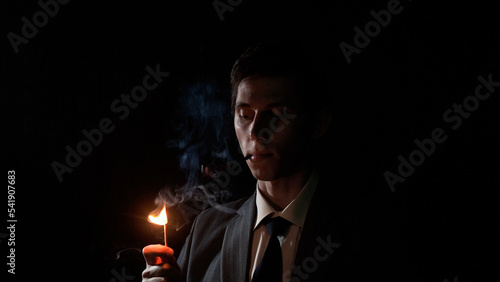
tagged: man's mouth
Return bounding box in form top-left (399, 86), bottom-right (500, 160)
top-left (247, 153), bottom-right (273, 162)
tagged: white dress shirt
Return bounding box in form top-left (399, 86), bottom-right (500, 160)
top-left (249, 170), bottom-right (319, 282)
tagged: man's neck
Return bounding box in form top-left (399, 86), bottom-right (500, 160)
top-left (257, 167), bottom-right (313, 210)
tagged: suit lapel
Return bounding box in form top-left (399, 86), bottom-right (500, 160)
top-left (221, 193), bottom-right (256, 282)
top-left (293, 179), bottom-right (352, 280)
top-left (294, 183), bottom-right (324, 265)
top-left (294, 179), bottom-right (343, 265)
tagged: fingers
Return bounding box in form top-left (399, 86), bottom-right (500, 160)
top-left (142, 244), bottom-right (175, 265)
top-left (142, 263), bottom-right (182, 281)
top-left (142, 244), bottom-right (182, 282)
top-left (143, 264), bottom-right (171, 277)
top-left (143, 265), bottom-right (168, 280)
top-left (142, 278), bottom-right (166, 282)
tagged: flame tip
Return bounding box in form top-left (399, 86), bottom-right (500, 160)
top-left (148, 205), bottom-right (168, 225)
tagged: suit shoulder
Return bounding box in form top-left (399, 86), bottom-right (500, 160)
top-left (195, 195), bottom-right (253, 224)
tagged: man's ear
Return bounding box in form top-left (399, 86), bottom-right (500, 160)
top-left (311, 109), bottom-right (332, 140)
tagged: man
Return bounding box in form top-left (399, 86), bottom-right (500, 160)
top-left (142, 40), bottom-right (389, 281)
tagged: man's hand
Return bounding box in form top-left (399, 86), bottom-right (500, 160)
top-left (142, 244), bottom-right (182, 282)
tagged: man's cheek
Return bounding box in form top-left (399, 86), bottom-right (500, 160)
top-left (234, 128), bottom-right (245, 145)
top-left (238, 140), bottom-right (247, 155)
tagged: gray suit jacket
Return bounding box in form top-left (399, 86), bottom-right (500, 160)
top-left (177, 179), bottom-right (393, 281)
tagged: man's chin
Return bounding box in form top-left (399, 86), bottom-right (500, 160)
top-left (248, 167), bottom-right (278, 181)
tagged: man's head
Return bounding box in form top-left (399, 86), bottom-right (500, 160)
top-left (231, 40), bottom-right (331, 181)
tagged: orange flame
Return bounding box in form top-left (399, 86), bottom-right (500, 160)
top-left (148, 204), bottom-right (168, 225)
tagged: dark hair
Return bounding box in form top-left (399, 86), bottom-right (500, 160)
top-left (230, 40), bottom-right (327, 115)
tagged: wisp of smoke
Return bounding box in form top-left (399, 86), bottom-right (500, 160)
top-left (162, 80), bottom-right (235, 208)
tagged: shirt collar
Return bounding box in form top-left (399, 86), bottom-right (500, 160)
top-left (253, 169), bottom-right (319, 230)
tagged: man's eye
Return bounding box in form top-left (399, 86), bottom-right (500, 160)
top-left (239, 114), bottom-right (253, 120)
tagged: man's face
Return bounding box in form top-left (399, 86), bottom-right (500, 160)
top-left (234, 75), bottom-right (311, 181)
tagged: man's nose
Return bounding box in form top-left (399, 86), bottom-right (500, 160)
top-left (249, 113), bottom-right (272, 143)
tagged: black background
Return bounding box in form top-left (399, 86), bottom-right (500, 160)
top-left (3, 0), bottom-right (499, 281)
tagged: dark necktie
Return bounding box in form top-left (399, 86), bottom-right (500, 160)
top-left (252, 216), bottom-right (292, 282)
